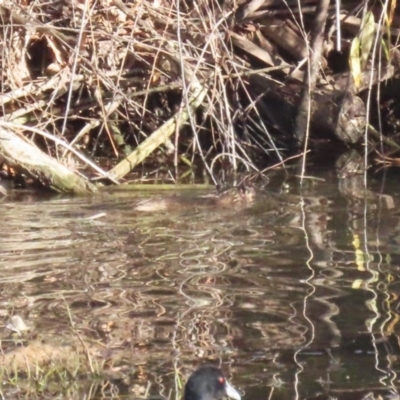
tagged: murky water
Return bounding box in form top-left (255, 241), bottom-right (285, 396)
top-left (1, 170), bottom-right (400, 399)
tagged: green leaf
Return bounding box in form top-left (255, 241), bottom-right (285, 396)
top-left (350, 37), bottom-right (362, 88)
top-left (360, 11), bottom-right (375, 69)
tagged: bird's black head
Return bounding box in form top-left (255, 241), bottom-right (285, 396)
top-left (183, 366), bottom-right (241, 400)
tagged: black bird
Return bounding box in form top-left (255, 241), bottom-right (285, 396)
top-left (183, 366), bottom-right (241, 400)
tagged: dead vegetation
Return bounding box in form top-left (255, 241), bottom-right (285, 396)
top-left (0, 0), bottom-right (399, 191)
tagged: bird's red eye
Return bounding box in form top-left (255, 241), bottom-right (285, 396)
top-left (218, 377), bottom-right (225, 384)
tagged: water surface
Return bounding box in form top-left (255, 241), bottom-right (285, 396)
top-left (1, 172), bottom-right (400, 399)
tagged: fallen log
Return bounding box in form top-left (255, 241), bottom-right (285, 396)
top-left (0, 126), bottom-right (97, 194)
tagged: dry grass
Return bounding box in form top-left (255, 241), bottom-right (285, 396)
top-left (0, 0), bottom-right (288, 181)
top-left (0, 0), bottom-right (397, 183)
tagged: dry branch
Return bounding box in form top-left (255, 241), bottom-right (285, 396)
top-left (109, 85), bottom-right (208, 181)
top-left (295, 0), bottom-right (330, 144)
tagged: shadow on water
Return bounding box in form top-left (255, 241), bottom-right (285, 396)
top-left (1, 162), bottom-right (400, 398)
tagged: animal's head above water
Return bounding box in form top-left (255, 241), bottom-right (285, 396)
top-left (183, 366), bottom-right (241, 400)
top-left (216, 184), bottom-right (256, 206)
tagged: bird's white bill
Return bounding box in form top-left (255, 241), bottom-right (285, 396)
top-left (224, 381), bottom-right (241, 400)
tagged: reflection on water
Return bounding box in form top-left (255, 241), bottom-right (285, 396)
top-left (1, 173), bottom-right (400, 399)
